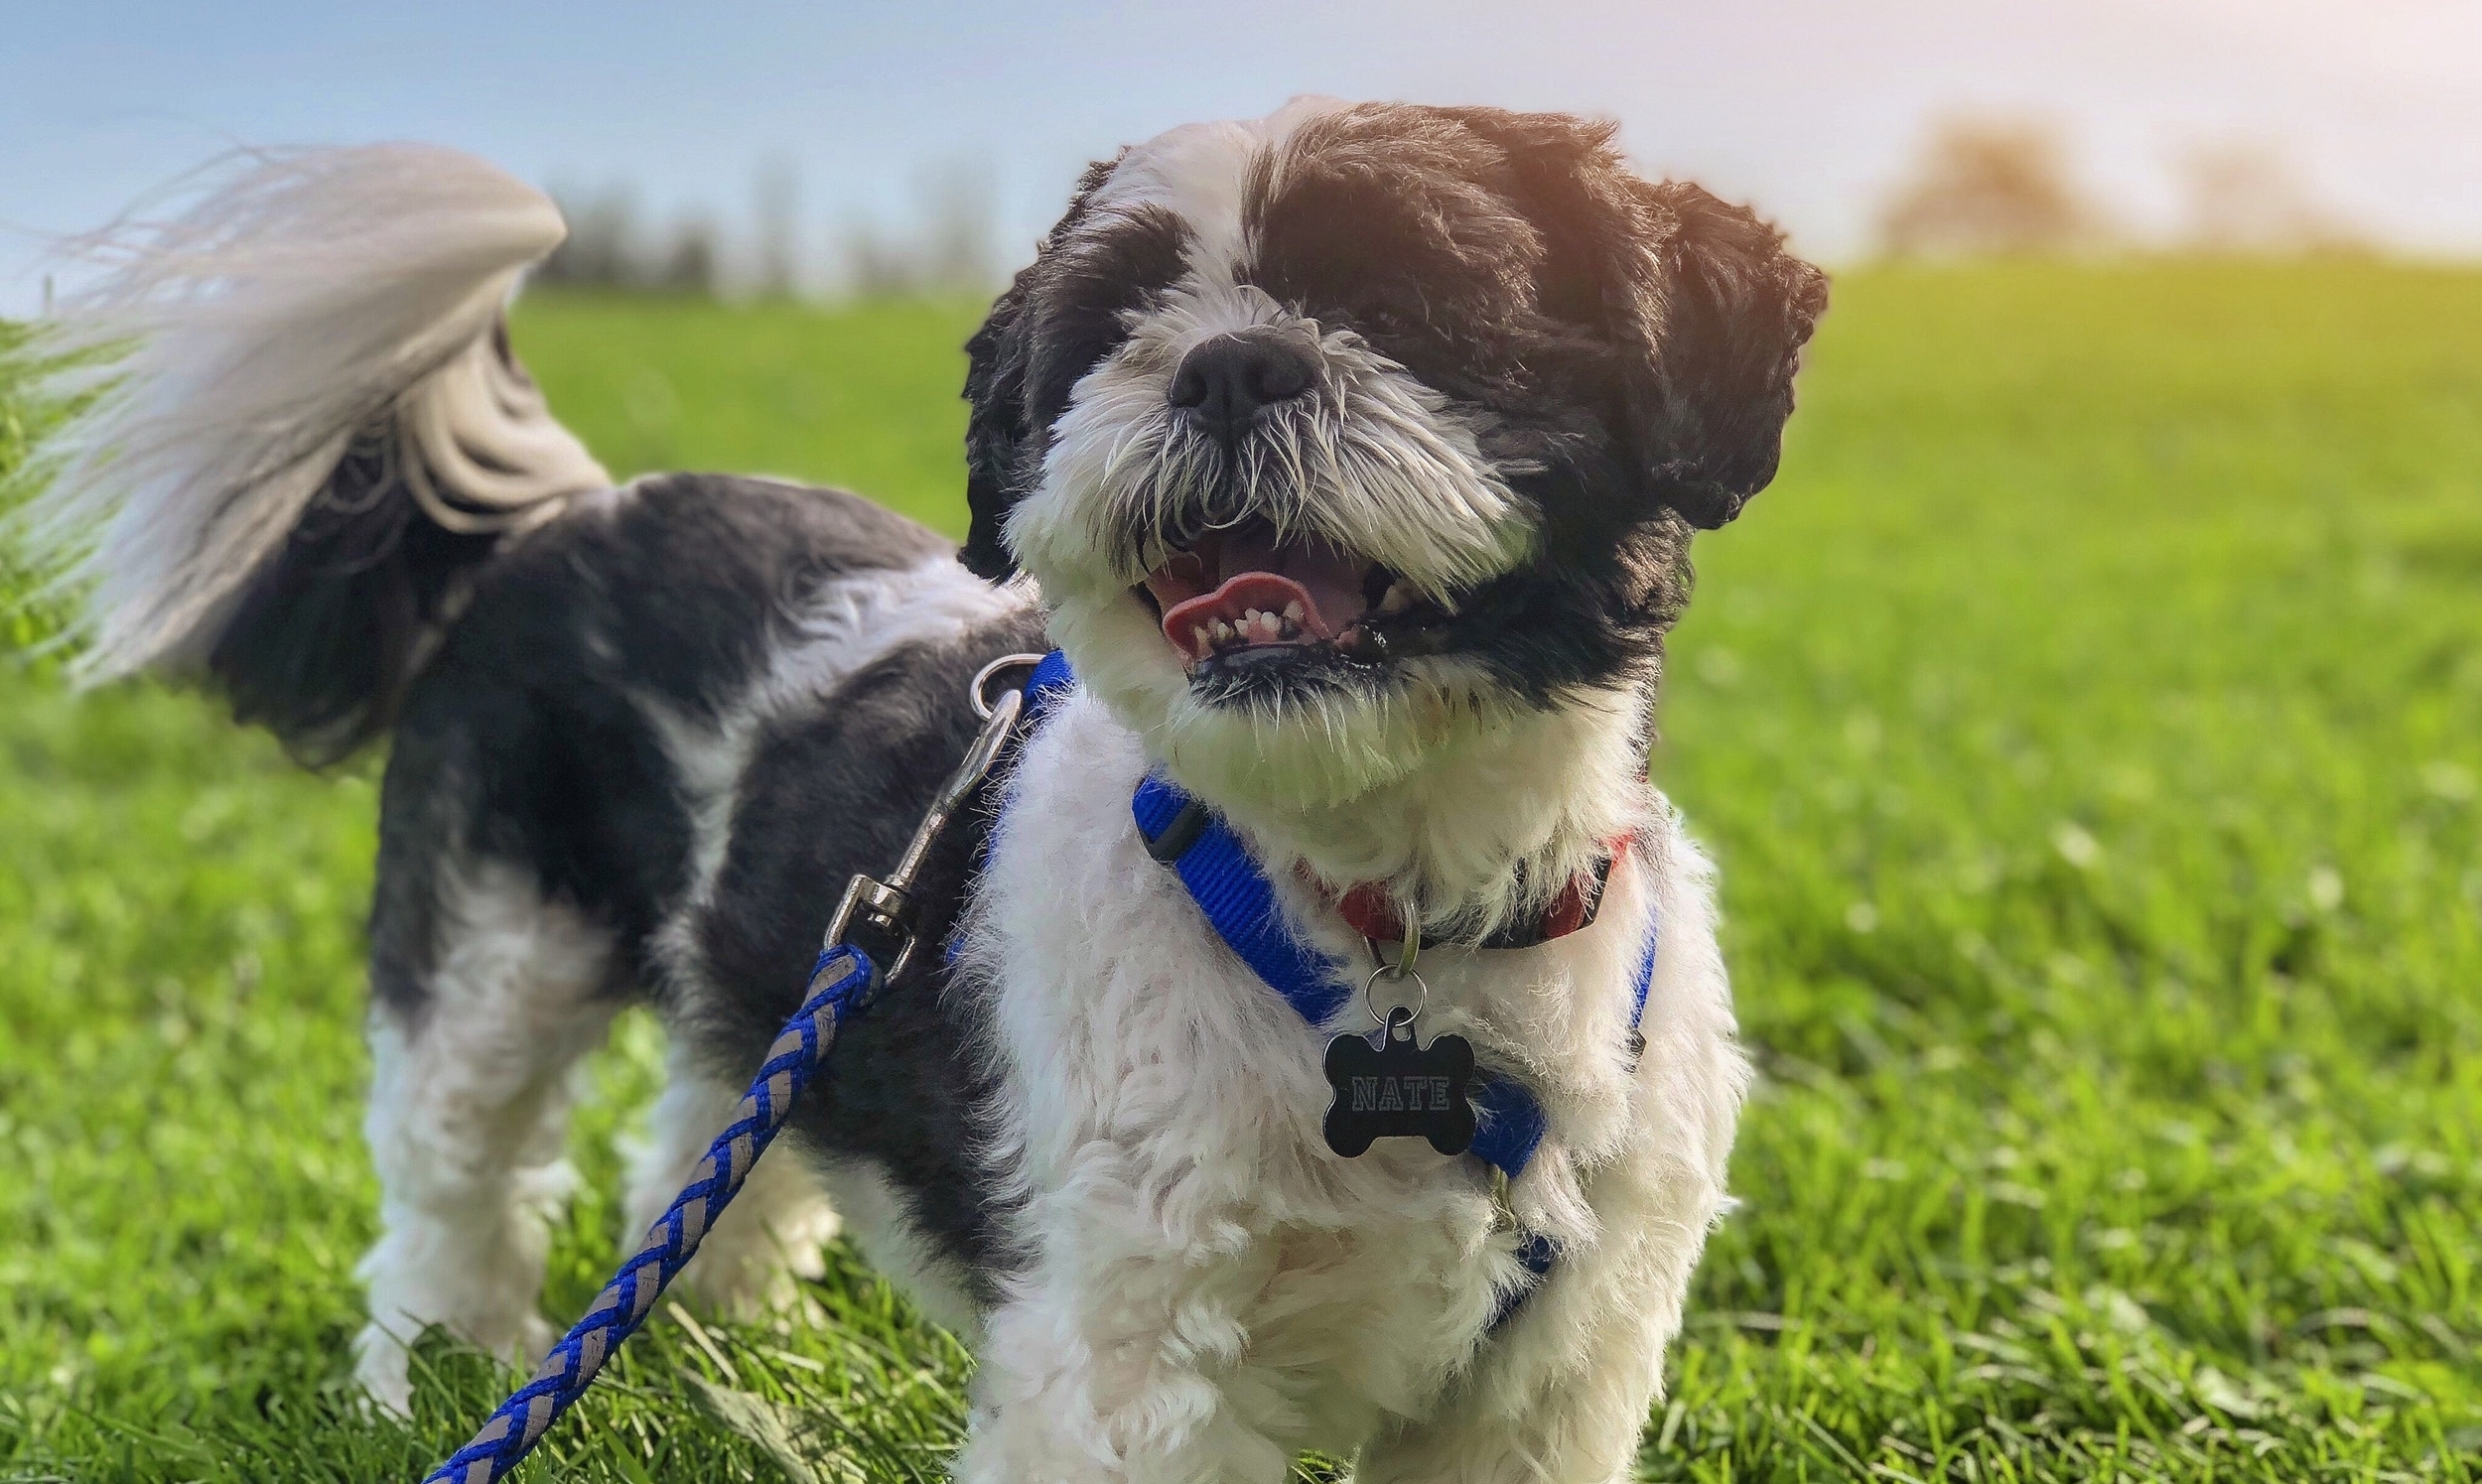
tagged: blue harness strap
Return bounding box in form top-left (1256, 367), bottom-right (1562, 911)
top-left (1015, 652), bottom-right (1660, 1324)
top-left (1128, 774), bottom-right (1657, 1182)
top-left (1134, 777), bottom-right (1353, 1027)
top-left (1021, 647), bottom-right (1078, 713)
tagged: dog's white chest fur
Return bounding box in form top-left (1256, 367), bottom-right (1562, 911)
top-left (951, 691), bottom-right (1748, 1479)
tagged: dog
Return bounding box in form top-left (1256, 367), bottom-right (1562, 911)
top-left (15, 98), bottom-right (1825, 1482)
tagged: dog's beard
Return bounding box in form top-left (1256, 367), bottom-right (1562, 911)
top-left (1049, 579), bottom-right (1555, 811)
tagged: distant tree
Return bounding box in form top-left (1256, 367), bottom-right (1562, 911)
top-left (833, 160), bottom-right (999, 298)
top-left (913, 162), bottom-right (998, 291)
top-left (538, 186), bottom-right (641, 289)
top-left (652, 218), bottom-right (721, 297)
top-left (2175, 141), bottom-right (2363, 257)
top-left (535, 185), bottom-right (722, 298)
top-left (839, 218), bottom-right (918, 299)
top-left (1879, 117), bottom-right (2116, 259)
top-left (752, 155), bottom-right (801, 299)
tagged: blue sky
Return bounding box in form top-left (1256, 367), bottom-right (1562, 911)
top-left (5, 0), bottom-right (2477, 312)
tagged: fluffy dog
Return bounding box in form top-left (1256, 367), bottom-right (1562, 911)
top-left (15, 98), bottom-right (1824, 1483)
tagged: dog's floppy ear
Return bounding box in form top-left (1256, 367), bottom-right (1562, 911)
top-left (1620, 181), bottom-right (1829, 528)
top-left (1442, 109), bottom-right (1826, 530)
top-left (959, 153), bottom-right (1127, 581)
top-left (960, 274), bottom-right (1034, 581)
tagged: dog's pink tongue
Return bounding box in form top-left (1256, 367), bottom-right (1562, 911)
top-left (1220, 526), bottom-right (1366, 631)
top-left (1162, 574), bottom-right (1324, 651)
top-left (1153, 528), bottom-right (1371, 660)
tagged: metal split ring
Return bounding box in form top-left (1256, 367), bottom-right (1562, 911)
top-left (1362, 915), bottom-right (1422, 981)
top-left (1363, 963), bottom-right (1431, 1029)
top-left (970, 652), bottom-right (1050, 720)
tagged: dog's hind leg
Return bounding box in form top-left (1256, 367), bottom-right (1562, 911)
top-left (352, 856), bottom-right (621, 1417)
top-left (620, 1036), bottom-right (840, 1319)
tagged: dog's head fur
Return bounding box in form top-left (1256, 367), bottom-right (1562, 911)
top-left (963, 99), bottom-right (1825, 853)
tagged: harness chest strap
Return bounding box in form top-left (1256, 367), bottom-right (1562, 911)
top-left (1129, 778), bottom-right (1658, 1179)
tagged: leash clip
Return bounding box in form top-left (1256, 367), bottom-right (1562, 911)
top-left (823, 652), bottom-right (1047, 986)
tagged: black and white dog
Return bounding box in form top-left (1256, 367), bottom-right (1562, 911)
top-left (18, 99), bottom-right (1824, 1482)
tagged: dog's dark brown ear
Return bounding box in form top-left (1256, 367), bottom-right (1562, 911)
top-left (959, 153), bottom-right (1127, 581)
top-left (1442, 109), bottom-right (1826, 529)
top-left (960, 274), bottom-right (1034, 580)
top-left (1621, 181), bottom-right (1829, 528)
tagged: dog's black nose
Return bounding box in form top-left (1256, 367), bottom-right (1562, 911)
top-left (1168, 333), bottom-right (1318, 441)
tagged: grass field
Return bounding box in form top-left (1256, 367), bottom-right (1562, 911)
top-left (3, 263), bottom-right (2479, 1482)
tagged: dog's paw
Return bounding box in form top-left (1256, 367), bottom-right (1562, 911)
top-left (352, 1321), bottom-right (416, 1419)
top-left (641, 1166), bottom-right (838, 1324)
top-left (668, 1200), bottom-right (837, 1322)
top-left (352, 1309), bottom-right (558, 1420)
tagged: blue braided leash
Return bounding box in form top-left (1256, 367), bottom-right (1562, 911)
top-left (422, 944), bottom-right (877, 1484)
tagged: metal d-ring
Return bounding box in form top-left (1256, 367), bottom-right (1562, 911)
top-left (1363, 963), bottom-right (1430, 1030)
top-left (970, 652), bottom-right (1049, 720)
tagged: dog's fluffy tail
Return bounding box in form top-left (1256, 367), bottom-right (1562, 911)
top-left (8, 144), bottom-right (608, 760)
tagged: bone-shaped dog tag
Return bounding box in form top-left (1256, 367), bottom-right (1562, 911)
top-left (1322, 1009), bottom-right (1476, 1157)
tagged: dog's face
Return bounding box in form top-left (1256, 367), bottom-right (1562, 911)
top-left (964, 100), bottom-right (1826, 811)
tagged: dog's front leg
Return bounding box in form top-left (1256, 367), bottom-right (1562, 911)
top-left (1355, 1294), bottom-right (1670, 1484)
top-left (1353, 1189), bottom-right (1702, 1484)
top-left (955, 1218), bottom-right (1293, 1484)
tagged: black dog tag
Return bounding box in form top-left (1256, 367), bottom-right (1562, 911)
top-left (1322, 1009), bottom-right (1476, 1157)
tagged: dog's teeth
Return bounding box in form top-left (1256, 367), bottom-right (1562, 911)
top-left (1192, 625), bottom-right (1211, 654)
top-left (1283, 601), bottom-right (1305, 624)
top-left (1242, 607), bottom-right (1261, 626)
top-left (1377, 582), bottom-right (1412, 615)
top-left (1258, 611), bottom-right (1282, 638)
top-left (1212, 618), bottom-right (1234, 643)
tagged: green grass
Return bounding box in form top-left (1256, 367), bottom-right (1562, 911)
top-left (3, 265), bottom-right (2478, 1481)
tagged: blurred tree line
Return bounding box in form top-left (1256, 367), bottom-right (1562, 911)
top-left (1878, 116), bottom-right (2364, 260)
top-left (531, 119), bottom-right (2367, 298)
top-left (536, 157), bottom-right (999, 299)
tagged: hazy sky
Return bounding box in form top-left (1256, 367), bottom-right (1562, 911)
top-left (5, 0), bottom-right (2477, 312)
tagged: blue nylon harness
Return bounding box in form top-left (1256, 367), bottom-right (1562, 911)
top-left (1015, 652), bottom-right (1660, 1318)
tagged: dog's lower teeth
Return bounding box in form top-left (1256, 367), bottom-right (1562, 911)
top-left (1377, 582), bottom-right (1413, 615)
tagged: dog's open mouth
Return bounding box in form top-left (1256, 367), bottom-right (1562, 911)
top-left (1137, 519), bottom-right (1435, 672)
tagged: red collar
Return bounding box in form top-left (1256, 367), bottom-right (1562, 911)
top-left (1323, 837), bottom-right (1633, 952)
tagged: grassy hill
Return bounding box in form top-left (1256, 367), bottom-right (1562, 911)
top-left (3, 264), bottom-right (2478, 1481)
